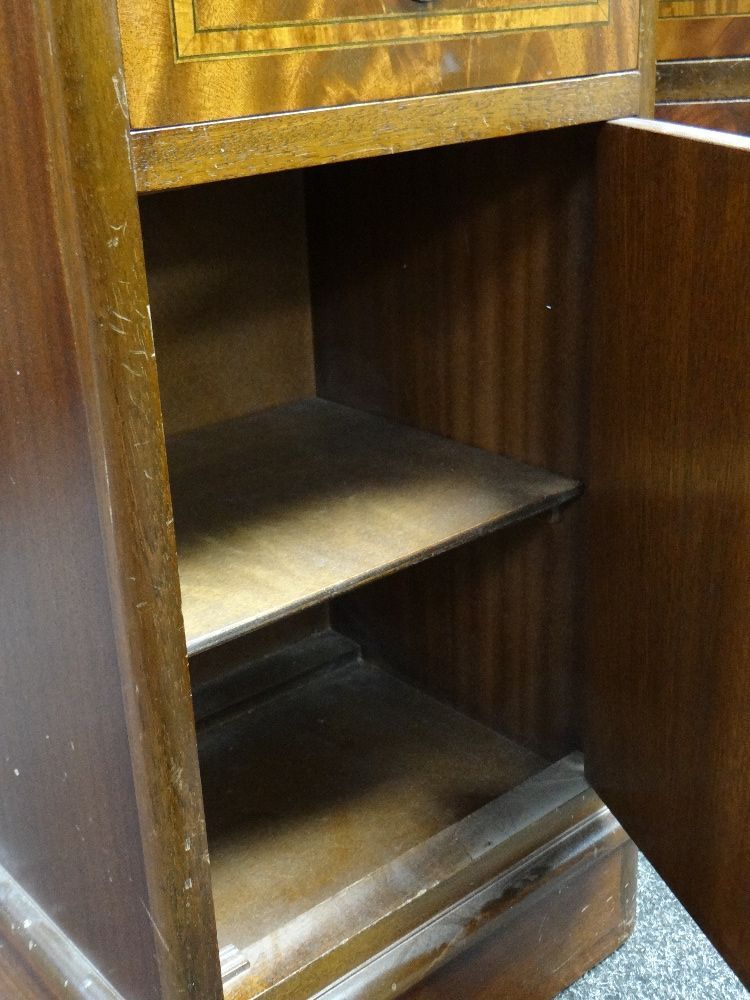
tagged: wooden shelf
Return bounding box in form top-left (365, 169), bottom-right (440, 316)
top-left (167, 398), bottom-right (580, 655)
top-left (194, 633), bottom-right (607, 998)
top-left (196, 634), bottom-right (556, 992)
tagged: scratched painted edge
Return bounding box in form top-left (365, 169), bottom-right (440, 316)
top-left (0, 863), bottom-right (125, 1000)
top-left (130, 71), bottom-right (641, 191)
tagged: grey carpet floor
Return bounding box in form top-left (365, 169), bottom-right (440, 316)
top-left (557, 855), bottom-right (749, 999)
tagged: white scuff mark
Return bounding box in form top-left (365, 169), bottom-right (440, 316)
top-left (121, 362), bottom-right (144, 377)
top-left (15, 369), bottom-right (20, 376)
top-left (110, 222), bottom-right (127, 234)
top-left (22, 919), bottom-right (31, 929)
top-left (28, 941), bottom-right (35, 951)
top-left (69, 740), bottom-right (75, 751)
top-left (136, 601), bottom-right (148, 609)
top-left (144, 470), bottom-right (154, 480)
top-left (184, 837), bottom-right (191, 852)
top-left (107, 236), bottom-right (119, 249)
top-left (112, 72), bottom-right (128, 120)
top-left (130, 349), bottom-right (148, 357)
top-left (140, 898), bottom-right (171, 953)
top-left (184, 878), bottom-right (192, 891)
top-left (101, 452), bottom-right (114, 529)
top-left (110, 323), bottom-right (126, 336)
top-left (546, 304), bottom-right (553, 310)
top-left (9, 475), bottom-right (16, 486)
top-left (13, 769), bottom-right (19, 777)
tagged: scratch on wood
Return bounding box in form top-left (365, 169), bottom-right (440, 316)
top-left (121, 362), bottom-right (144, 377)
top-left (111, 73), bottom-right (128, 120)
top-left (139, 898), bottom-right (171, 954)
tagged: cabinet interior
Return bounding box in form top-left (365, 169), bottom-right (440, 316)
top-left (139, 124), bottom-right (597, 995)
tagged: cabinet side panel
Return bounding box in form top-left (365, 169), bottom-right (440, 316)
top-left (587, 119), bottom-right (750, 987)
top-left (308, 131), bottom-right (596, 756)
top-left (0, 2), bottom-right (160, 995)
top-left (0, 1), bottom-right (221, 996)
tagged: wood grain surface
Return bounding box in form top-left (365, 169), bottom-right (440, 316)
top-left (201, 651), bottom-right (544, 953)
top-left (212, 742), bottom-right (627, 1000)
top-left (587, 118), bottom-right (750, 989)
top-left (656, 97), bottom-right (750, 130)
top-left (141, 174), bottom-right (315, 436)
top-left (401, 829), bottom-right (636, 1000)
top-left (131, 72), bottom-right (640, 191)
top-left (0, 1), bottom-right (221, 996)
top-left (0, 941), bottom-right (52, 1000)
top-left (116, 0), bottom-right (639, 128)
top-left (167, 398), bottom-right (579, 654)
top-left (309, 130), bottom-right (596, 757)
top-left (657, 2), bottom-right (750, 59)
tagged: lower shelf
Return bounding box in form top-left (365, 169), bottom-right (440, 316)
top-left (195, 633), bottom-right (633, 1000)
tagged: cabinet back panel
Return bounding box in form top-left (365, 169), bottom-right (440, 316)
top-left (140, 173), bottom-right (315, 437)
top-left (308, 130), bottom-right (596, 756)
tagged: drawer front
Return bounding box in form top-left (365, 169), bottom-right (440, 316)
top-left (116, 0), bottom-right (640, 128)
top-left (657, 0), bottom-right (750, 58)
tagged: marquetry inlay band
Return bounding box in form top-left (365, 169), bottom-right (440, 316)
top-left (659, 0), bottom-right (750, 19)
top-left (171, 0), bottom-right (610, 57)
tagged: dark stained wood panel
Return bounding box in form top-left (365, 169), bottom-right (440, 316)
top-left (168, 398), bottom-right (579, 654)
top-left (141, 174), bottom-right (315, 437)
top-left (0, 942), bottom-right (52, 1000)
top-left (0, 3), bottom-right (167, 997)
top-left (309, 131), bottom-right (596, 756)
top-left (587, 118), bottom-right (750, 988)
top-left (0, 1), bottom-right (222, 996)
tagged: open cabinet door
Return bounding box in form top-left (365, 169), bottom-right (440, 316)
top-left (586, 118), bottom-right (750, 987)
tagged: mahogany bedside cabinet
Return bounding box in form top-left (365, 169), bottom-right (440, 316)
top-left (1, 0), bottom-right (748, 996)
